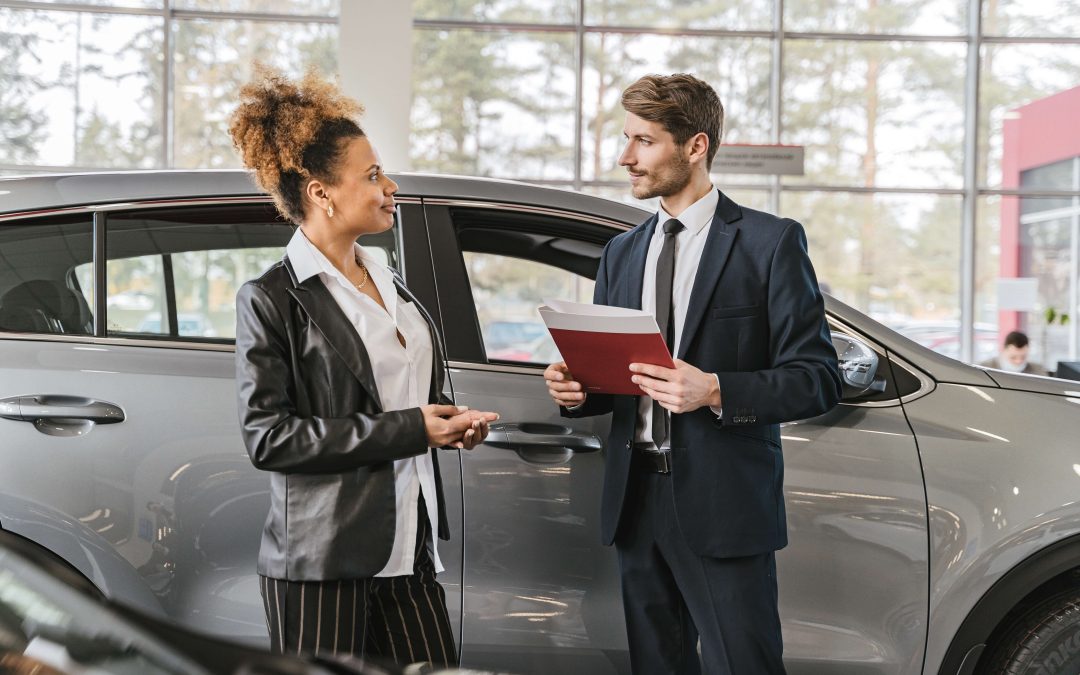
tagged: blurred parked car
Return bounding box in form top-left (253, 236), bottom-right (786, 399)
top-left (136, 312), bottom-right (218, 337)
top-left (2, 171), bottom-right (1080, 675)
top-left (892, 320), bottom-right (1000, 364)
top-left (0, 527), bottom-right (401, 675)
top-left (488, 334), bottom-right (561, 364)
top-left (480, 320), bottom-right (547, 353)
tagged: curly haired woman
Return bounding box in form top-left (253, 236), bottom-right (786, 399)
top-left (229, 66), bottom-right (497, 667)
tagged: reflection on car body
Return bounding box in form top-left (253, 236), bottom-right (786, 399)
top-left (1, 171), bottom-right (1079, 675)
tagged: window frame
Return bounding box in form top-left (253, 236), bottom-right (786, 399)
top-left (423, 200), bottom-right (628, 367)
top-left (0, 196), bottom-right (421, 349)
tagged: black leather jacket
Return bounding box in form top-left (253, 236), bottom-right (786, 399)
top-left (235, 257), bottom-right (450, 581)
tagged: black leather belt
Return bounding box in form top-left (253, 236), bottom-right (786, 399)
top-left (633, 448), bottom-right (671, 474)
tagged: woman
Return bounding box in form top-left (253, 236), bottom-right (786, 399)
top-left (229, 66), bottom-right (497, 667)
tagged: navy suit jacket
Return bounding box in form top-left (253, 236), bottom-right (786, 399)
top-left (564, 190), bottom-right (842, 557)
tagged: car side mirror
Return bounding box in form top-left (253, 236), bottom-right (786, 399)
top-left (831, 332), bottom-right (887, 399)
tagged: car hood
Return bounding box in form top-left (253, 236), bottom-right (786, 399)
top-left (981, 368), bottom-right (1080, 398)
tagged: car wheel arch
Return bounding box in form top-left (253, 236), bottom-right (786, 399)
top-left (0, 498), bottom-right (167, 619)
top-left (939, 531), bottom-right (1080, 675)
top-left (0, 525), bottom-right (103, 599)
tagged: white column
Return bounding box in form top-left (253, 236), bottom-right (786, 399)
top-left (338, 1), bottom-right (413, 171)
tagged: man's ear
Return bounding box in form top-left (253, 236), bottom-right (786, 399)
top-left (687, 132), bottom-right (710, 166)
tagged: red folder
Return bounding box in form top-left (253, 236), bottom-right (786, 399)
top-left (539, 299), bottom-right (675, 396)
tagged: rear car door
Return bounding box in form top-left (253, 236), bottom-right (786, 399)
top-left (423, 201), bottom-right (630, 674)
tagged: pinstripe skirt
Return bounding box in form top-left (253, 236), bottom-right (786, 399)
top-left (259, 494), bottom-right (457, 667)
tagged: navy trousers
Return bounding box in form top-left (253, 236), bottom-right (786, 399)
top-left (616, 463), bottom-right (786, 675)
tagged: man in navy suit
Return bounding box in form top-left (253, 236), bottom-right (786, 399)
top-left (545, 74), bottom-right (842, 674)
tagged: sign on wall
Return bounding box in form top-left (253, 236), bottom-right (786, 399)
top-left (713, 144), bottom-right (805, 175)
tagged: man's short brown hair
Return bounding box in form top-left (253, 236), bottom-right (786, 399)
top-left (621, 74), bottom-right (724, 169)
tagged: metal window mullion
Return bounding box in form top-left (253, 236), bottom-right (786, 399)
top-left (1019, 205), bottom-right (1080, 225)
top-left (92, 211), bottom-right (106, 337)
top-left (0, 1), bottom-right (337, 22)
top-left (769, 0), bottom-right (783, 215)
top-left (959, 0), bottom-right (982, 364)
top-left (0, 0), bottom-right (158, 16)
top-left (162, 253), bottom-right (177, 337)
top-left (170, 8), bottom-right (336, 24)
top-left (1071, 157), bottom-right (1080, 360)
top-left (163, 0), bottom-right (172, 169)
top-left (572, 0), bottom-right (584, 191)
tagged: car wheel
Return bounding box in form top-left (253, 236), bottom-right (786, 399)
top-left (980, 588), bottom-right (1080, 675)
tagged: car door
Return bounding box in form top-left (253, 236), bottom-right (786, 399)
top-left (421, 197), bottom-right (931, 675)
top-left (0, 199), bottom-right (466, 649)
top-left (778, 317), bottom-right (931, 675)
top-left (423, 201), bottom-right (630, 674)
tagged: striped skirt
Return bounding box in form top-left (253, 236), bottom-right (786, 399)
top-left (259, 495), bottom-right (456, 667)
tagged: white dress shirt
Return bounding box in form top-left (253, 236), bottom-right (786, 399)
top-left (286, 228), bottom-right (444, 577)
top-left (636, 188), bottom-right (724, 449)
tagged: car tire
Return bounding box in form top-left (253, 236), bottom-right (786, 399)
top-left (979, 588), bottom-right (1080, 675)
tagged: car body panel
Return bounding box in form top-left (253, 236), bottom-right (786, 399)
top-left (1, 171), bottom-right (1079, 675)
top-left (0, 170), bottom-right (646, 225)
top-left (905, 383), bottom-right (1080, 675)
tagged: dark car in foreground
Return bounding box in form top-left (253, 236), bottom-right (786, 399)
top-left (1, 171), bottom-right (1079, 675)
top-left (0, 527), bottom-right (404, 674)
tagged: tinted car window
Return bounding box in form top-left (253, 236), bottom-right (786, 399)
top-left (463, 250), bottom-right (594, 363)
top-left (104, 204), bottom-right (399, 341)
top-left (447, 207), bottom-right (613, 364)
top-left (0, 215), bottom-right (95, 336)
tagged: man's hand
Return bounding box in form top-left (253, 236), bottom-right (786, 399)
top-left (629, 359), bottom-right (721, 414)
top-left (544, 361), bottom-right (586, 407)
top-left (422, 405), bottom-right (499, 448)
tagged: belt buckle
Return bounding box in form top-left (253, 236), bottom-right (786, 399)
top-left (655, 451), bottom-right (671, 474)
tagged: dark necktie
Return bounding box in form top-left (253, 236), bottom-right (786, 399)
top-left (652, 218), bottom-right (684, 449)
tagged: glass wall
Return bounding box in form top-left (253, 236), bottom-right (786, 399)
top-left (0, 1), bottom-right (337, 173)
top-left (2, 0), bottom-right (1079, 367)
top-left (412, 0), bottom-right (1080, 370)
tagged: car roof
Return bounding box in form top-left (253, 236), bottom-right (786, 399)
top-left (0, 170), bottom-right (649, 225)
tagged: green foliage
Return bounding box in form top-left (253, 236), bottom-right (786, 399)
top-left (0, 10), bottom-right (49, 164)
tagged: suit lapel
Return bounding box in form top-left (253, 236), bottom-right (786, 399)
top-left (678, 191), bottom-right (743, 360)
top-left (284, 257), bottom-right (383, 411)
top-left (624, 214), bottom-right (658, 309)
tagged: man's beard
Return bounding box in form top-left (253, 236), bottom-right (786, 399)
top-left (631, 152), bottom-right (693, 200)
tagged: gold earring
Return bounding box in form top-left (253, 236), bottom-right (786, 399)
top-left (327, 202), bottom-right (334, 218)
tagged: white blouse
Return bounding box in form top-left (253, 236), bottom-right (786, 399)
top-left (286, 228), bottom-right (443, 577)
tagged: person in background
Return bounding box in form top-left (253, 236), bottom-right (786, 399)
top-left (230, 65), bottom-right (498, 667)
top-left (981, 330), bottom-right (1048, 376)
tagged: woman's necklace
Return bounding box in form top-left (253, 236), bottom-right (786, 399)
top-left (353, 256), bottom-right (369, 291)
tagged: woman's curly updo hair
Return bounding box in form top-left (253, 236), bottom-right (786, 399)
top-left (228, 64), bottom-right (365, 224)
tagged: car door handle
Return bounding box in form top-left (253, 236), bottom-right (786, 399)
top-left (0, 395), bottom-right (125, 424)
top-left (484, 422), bottom-right (602, 453)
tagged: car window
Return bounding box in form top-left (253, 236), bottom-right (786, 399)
top-left (101, 204), bottom-right (399, 342)
top-left (463, 250), bottom-right (595, 363)
top-left (452, 210), bottom-right (614, 367)
top-left (0, 215), bottom-right (95, 337)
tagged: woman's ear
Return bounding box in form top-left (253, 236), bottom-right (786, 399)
top-left (305, 179), bottom-right (330, 210)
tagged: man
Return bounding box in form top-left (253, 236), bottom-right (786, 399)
top-left (544, 74), bottom-right (842, 674)
top-left (980, 330), bottom-right (1047, 375)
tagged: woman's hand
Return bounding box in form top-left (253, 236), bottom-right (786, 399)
top-left (421, 405), bottom-right (499, 449)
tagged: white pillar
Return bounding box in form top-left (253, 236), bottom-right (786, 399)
top-left (338, 1), bottom-right (413, 171)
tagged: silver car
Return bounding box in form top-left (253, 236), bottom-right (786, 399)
top-left (1, 171), bottom-right (1079, 675)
